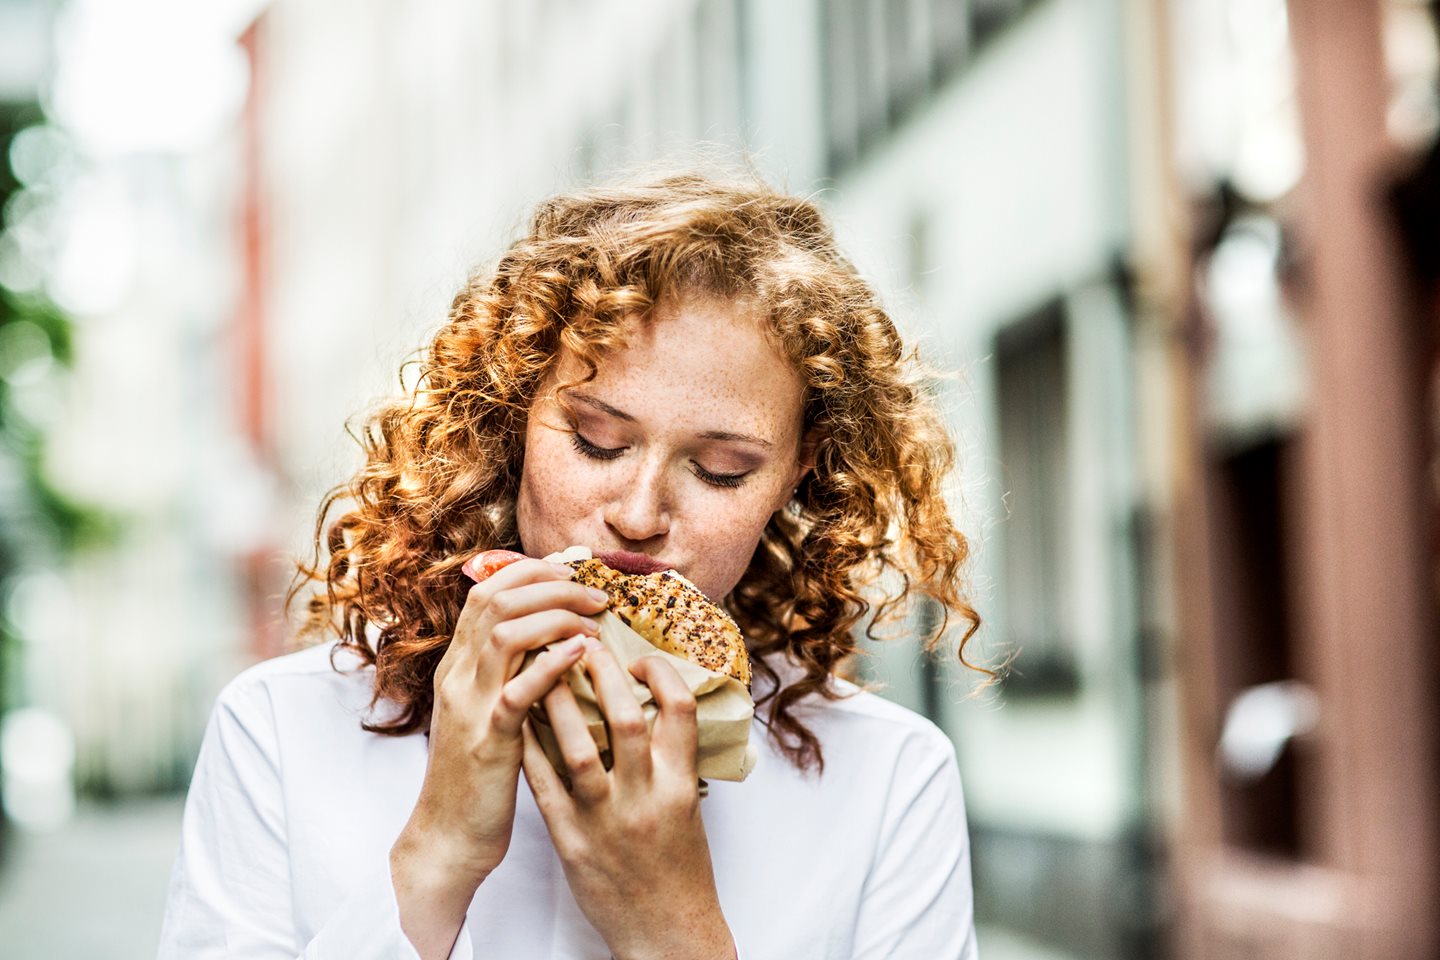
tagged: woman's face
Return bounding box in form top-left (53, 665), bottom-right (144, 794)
top-left (515, 294), bottom-right (810, 602)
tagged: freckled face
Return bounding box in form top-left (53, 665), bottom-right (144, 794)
top-left (515, 295), bottom-right (809, 602)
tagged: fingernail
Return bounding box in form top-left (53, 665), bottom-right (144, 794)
top-left (556, 636), bottom-right (585, 656)
top-left (549, 562), bottom-right (575, 577)
top-left (582, 636), bottom-right (605, 653)
top-left (586, 587), bottom-right (609, 604)
top-left (580, 616), bottom-right (600, 633)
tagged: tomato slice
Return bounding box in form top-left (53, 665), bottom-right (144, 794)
top-left (462, 549), bottom-right (528, 582)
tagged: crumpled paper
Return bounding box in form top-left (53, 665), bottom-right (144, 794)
top-left (525, 555), bottom-right (758, 785)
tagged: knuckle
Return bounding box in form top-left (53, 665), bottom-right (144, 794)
top-left (658, 779), bottom-right (699, 812)
top-left (434, 672), bottom-right (466, 710)
top-left (465, 581), bottom-right (494, 609)
top-left (494, 684), bottom-right (524, 719)
top-left (486, 590), bottom-right (518, 621)
top-left (621, 809), bottom-right (659, 835)
top-left (553, 831), bottom-right (589, 864)
top-left (486, 709), bottom-right (512, 739)
top-left (669, 694), bottom-right (698, 718)
top-left (565, 751), bottom-right (600, 778)
top-left (609, 714), bottom-right (647, 740)
top-left (488, 621), bottom-right (518, 650)
top-left (467, 732), bottom-right (500, 763)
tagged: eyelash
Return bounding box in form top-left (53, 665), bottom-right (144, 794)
top-left (568, 432), bottom-right (750, 489)
top-left (569, 431), bottom-right (623, 461)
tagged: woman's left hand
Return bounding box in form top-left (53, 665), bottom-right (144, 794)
top-left (521, 643), bottom-right (736, 960)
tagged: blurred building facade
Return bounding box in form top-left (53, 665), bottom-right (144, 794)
top-left (809, 2), bottom-right (1165, 956)
top-left (1154, 0), bottom-right (1440, 957)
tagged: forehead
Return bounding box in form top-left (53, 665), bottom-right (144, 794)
top-left (554, 295), bottom-right (804, 434)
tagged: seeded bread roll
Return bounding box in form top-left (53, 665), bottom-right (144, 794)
top-left (565, 558), bottom-right (753, 688)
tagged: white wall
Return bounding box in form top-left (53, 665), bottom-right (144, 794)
top-left (822, 0), bottom-right (1142, 840)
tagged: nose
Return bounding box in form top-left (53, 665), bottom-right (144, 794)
top-left (603, 456), bottom-right (671, 544)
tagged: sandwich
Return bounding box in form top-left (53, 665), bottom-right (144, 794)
top-left (462, 546), bottom-right (759, 783)
top-left (463, 547), bottom-right (752, 687)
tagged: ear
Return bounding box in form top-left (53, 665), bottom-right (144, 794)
top-left (796, 427), bottom-right (819, 476)
top-left (776, 429), bottom-right (820, 512)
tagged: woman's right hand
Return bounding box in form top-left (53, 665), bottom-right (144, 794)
top-left (390, 555), bottom-right (610, 958)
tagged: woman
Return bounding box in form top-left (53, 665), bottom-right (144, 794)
top-left (158, 171), bottom-right (989, 959)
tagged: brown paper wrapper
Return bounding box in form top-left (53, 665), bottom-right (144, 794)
top-left (524, 609), bottom-right (758, 785)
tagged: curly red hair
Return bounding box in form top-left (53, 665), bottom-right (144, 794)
top-left (287, 170), bottom-right (992, 773)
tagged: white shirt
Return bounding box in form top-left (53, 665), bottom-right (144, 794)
top-left (157, 639), bottom-right (979, 959)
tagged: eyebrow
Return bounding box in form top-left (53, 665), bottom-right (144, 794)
top-left (569, 391), bottom-right (774, 448)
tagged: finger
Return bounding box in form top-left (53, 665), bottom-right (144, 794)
top-left (449, 558), bottom-right (576, 672)
top-left (490, 636), bottom-right (586, 738)
top-left (460, 557), bottom-right (575, 626)
top-left (478, 609), bottom-right (602, 690)
top-left (629, 656), bottom-right (699, 780)
top-left (543, 667), bottom-right (610, 803)
top-left (521, 718), bottom-right (573, 823)
top-left (483, 580), bottom-right (611, 626)
top-left (583, 646), bottom-right (652, 782)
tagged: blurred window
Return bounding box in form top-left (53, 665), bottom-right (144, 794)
top-left (1382, 0), bottom-right (1440, 148)
top-left (857, 0), bottom-right (891, 146)
top-left (822, 0), bottom-right (1039, 175)
top-left (994, 301), bottom-right (1080, 696)
top-left (1207, 435), bottom-right (1303, 858)
top-left (887, 0), bottom-right (933, 122)
top-left (971, 0), bottom-right (1026, 47)
top-left (928, 0), bottom-right (971, 79)
top-left (820, 0), bottom-right (863, 171)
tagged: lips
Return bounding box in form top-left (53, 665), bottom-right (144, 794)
top-left (595, 550), bottom-right (672, 575)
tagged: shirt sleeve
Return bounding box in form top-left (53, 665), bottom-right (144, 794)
top-left (851, 728), bottom-right (979, 960)
top-left (155, 674), bottom-right (474, 960)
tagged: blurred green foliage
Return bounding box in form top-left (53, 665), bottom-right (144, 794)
top-left (0, 104), bottom-right (127, 725)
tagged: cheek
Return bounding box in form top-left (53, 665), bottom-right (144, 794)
top-left (516, 431), bottom-right (596, 553)
top-left (685, 488), bottom-right (787, 598)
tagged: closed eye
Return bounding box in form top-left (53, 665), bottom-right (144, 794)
top-left (571, 429), bottom-right (751, 488)
top-left (570, 431), bottom-right (625, 461)
top-left (692, 464), bottom-right (749, 489)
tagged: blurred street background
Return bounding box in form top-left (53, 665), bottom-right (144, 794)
top-left (1, 0), bottom-right (1438, 957)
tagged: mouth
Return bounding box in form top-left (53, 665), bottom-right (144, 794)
top-left (595, 550), bottom-right (672, 575)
